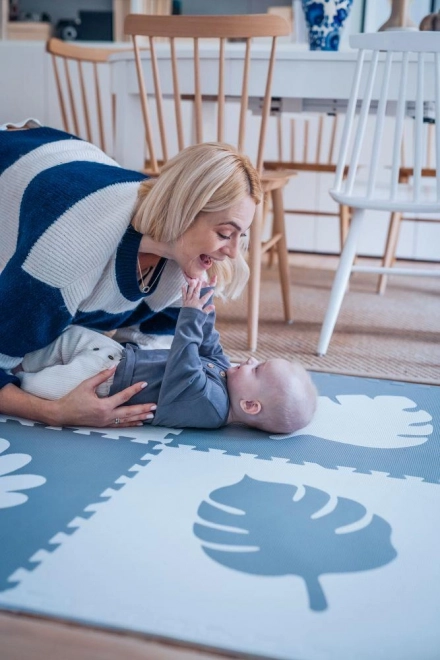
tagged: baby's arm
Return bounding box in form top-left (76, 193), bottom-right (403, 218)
top-left (152, 278), bottom-right (229, 426)
top-left (153, 281), bottom-right (214, 413)
top-left (183, 278), bottom-right (229, 364)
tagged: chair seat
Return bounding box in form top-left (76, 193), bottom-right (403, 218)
top-left (264, 160), bottom-right (339, 174)
top-left (261, 168), bottom-right (296, 192)
top-left (331, 181), bottom-right (440, 214)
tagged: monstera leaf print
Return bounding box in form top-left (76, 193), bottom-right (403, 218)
top-left (194, 476), bottom-right (397, 611)
top-left (0, 438), bottom-right (45, 509)
top-left (273, 395), bottom-right (433, 447)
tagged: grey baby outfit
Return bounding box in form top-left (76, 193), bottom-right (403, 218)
top-left (19, 306), bottom-right (230, 429)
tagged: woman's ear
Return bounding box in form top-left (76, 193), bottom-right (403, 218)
top-left (239, 399), bottom-right (262, 416)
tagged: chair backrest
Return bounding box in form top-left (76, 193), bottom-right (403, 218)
top-left (47, 38), bottom-right (120, 155)
top-left (274, 113), bottom-right (340, 172)
top-left (400, 120), bottom-right (436, 182)
top-left (333, 31), bottom-right (440, 212)
top-left (123, 14), bottom-right (290, 175)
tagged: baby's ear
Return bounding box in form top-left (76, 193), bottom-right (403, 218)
top-left (239, 399), bottom-right (262, 416)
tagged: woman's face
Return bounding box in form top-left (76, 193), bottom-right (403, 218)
top-left (174, 196), bottom-right (256, 280)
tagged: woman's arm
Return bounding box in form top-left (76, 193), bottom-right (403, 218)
top-left (0, 368), bottom-right (156, 428)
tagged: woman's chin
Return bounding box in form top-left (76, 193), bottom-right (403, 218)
top-left (184, 265), bottom-right (209, 280)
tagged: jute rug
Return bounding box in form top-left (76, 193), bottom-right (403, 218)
top-left (216, 260), bottom-right (440, 385)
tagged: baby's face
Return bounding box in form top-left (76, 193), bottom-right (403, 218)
top-left (227, 357), bottom-right (288, 400)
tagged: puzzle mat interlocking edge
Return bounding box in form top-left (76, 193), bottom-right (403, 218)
top-left (0, 372), bottom-right (439, 660)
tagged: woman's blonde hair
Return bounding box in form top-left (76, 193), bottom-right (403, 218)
top-left (132, 142), bottom-right (262, 299)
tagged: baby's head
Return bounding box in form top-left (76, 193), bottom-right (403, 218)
top-left (226, 357), bottom-right (317, 434)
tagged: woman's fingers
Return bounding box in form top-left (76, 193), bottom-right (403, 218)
top-left (56, 370), bottom-right (155, 428)
top-left (110, 406), bottom-right (155, 427)
top-left (107, 381), bottom-right (156, 424)
top-left (85, 365), bottom-right (117, 390)
top-left (108, 379), bottom-right (150, 408)
top-left (56, 372), bottom-right (117, 427)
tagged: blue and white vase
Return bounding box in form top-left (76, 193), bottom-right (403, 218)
top-left (301, 0), bottom-right (354, 51)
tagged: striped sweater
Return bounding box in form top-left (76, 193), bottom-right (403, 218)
top-left (0, 127), bottom-right (185, 389)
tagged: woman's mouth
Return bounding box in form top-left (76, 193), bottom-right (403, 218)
top-left (200, 254), bottom-right (213, 269)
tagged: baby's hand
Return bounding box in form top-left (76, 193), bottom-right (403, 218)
top-left (182, 277), bottom-right (216, 314)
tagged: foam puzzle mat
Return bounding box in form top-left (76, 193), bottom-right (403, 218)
top-left (0, 372), bottom-right (439, 660)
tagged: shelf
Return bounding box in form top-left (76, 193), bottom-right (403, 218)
top-left (6, 21), bottom-right (51, 40)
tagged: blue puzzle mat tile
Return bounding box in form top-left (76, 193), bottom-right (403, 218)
top-left (165, 372), bottom-right (440, 483)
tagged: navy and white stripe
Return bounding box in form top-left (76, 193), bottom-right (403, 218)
top-left (0, 127), bottom-right (185, 389)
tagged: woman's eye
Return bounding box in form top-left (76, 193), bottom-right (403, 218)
top-left (218, 233), bottom-right (231, 240)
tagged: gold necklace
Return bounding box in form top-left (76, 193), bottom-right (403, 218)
top-left (137, 257), bottom-right (166, 293)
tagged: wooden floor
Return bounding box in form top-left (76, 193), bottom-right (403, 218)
top-left (0, 611), bottom-right (238, 660)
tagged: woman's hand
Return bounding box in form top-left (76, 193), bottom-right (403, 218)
top-left (55, 367), bottom-right (156, 428)
top-left (182, 277), bottom-right (216, 314)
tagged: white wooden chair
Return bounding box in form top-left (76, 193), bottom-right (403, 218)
top-left (123, 13), bottom-right (293, 352)
top-left (47, 38), bottom-right (121, 156)
top-left (317, 31), bottom-right (440, 356)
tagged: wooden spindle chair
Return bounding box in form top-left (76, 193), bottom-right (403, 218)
top-left (317, 31), bottom-right (440, 357)
top-left (47, 37), bottom-right (121, 156)
top-left (124, 13), bottom-right (294, 351)
top-left (378, 122), bottom-right (439, 294)
top-left (264, 113), bottom-right (350, 265)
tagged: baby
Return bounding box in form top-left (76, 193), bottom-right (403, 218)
top-left (16, 279), bottom-right (317, 433)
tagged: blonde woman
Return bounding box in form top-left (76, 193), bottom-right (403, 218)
top-left (0, 124), bottom-right (261, 428)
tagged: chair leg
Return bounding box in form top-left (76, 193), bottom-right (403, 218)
top-left (262, 190), bottom-right (270, 224)
top-left (262, 191), bottom-right (276, 268)
top-left (339, 203), bottom-right (352, 291)
top-left (377, 211), bottom-right (402, 295)
top-left (247, 203), bottom-right (264, 352)
top-left (339, 203), bottom-right (350, 250)
top-left (271, 187), bottom-right (292, 323)
top-left (317, 208), bottom-right (365, 356)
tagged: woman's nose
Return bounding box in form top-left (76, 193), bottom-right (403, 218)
top-left (221, 237), bottom-right (239, 258)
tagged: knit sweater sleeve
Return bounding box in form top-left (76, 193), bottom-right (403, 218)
top-left (0, 255), bottom-right (74, 387)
